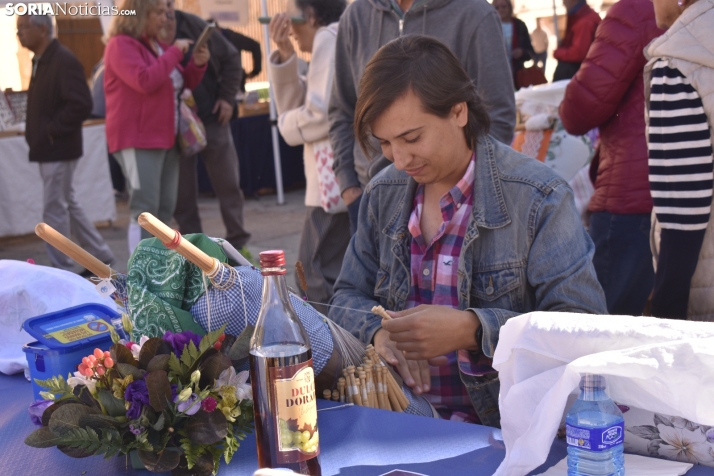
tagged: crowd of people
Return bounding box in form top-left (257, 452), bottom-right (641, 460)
top-left (17, 0), bottom-right (713, 427)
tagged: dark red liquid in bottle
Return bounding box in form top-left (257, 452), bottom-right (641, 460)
top-left (250, 346), bottom-right (321, 475)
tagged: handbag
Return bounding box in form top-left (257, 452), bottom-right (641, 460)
top-left (313, 139), bottom-right (347, 214)
top-left (516, 66), bottom-right (548, 90)
top-left (177, 89), bottom-right (207, 158)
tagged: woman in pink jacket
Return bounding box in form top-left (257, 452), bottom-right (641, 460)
top-left (104, 0), bottom-right (208, 251)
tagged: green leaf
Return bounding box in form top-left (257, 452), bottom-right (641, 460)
top-left (58, 444), bottom-right (94, 458)
top-left (53, 427), bottom-right (125, 459)
top-left (138, 338), bottom-right (172, 370)
top-left (145, 370), bottom-right (172, 412)
top-left (227, 325), bottom-right (254, 362)
top-left (137, 448), bottom-right (181, 472)
top-left (223, 434), bottom-right (239, 464)
top-left (168, 352), bottom-right (188, 380)
top-left (179, 437), bottom-right (204, 469)
top-left (146, 354), bottom-right (170, 373)
top-left (96, 390), bottom-right (127, 418)
top-left (199, 324), bottom-right (227, 353)
top-left (109, 326), bottom-right (121, 344)
top-left (78, 414), bottom-right (122, 433)
top-left (151, 413), bottom-right (165, 432)
top-left (25, 426), bottom-right (62, 448)
top-left (186, 409), bottom-right (228, 445)
top-left (48, 404), bottom-right (98, 437)
top-left (198, 353), bottom-right (232, 389)
top-left (115, 362), bottom-right (144, 380)
top-left (110, 343), bottom-right (138, 367)
top-left (34, 375), bottom-right (74, 399)
top-left (41, 399), bottom-right (75, 427)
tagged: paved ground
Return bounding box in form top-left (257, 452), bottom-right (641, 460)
top-left (0, 189), bottom-right (306, 280)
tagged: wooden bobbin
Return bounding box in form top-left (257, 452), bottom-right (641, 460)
top-left (323, 389), bottom-right (332, 400)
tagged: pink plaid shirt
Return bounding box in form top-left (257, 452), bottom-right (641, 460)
top-left (405, 153), bottom-right (492, 424)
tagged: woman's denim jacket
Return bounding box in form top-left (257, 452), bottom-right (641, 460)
top-left (328, 136), bottom-right (607, 427)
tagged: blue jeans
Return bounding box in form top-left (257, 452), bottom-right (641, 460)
top-left (589, 212), bottom-right (654, 315)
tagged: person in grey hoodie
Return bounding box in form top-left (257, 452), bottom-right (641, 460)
top-left (328, 0), bottom-right (517, 233)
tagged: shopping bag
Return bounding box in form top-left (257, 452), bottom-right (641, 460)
top-left (177, 89), bottom-right (207, 159)
top-left (314, 139), bottom-right (347, 214)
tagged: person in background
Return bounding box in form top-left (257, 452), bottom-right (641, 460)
top-left (212, 20), bottom-right (262, 93)
top-left (492, 0), bottom-right (534, 87)
top-left (330, 35), bottom-right (606, 427)
top-left (329, 0), bottom-right (516, 236)
top-left (646, 0), bottom-right (714, 320)
top-left (104, 0), bottom-right (209, 252)
top-left (18, 13), bottom-right (116, 274)
top-left (552, 0), bottom-right (600, 81)
top-left (530, 18), bottom-right (549, 71)
top-left (89, 58), bottom-right (126, 196)
top-left (161, 0), bottom-right (252, 254)
top-left (559, 0), bottom-right (663, 316)
top-left (268, 0), bottom-right (349, 314)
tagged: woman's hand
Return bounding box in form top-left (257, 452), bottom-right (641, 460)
top-left (269, 13), bottom-right (295, 63)
top-left (173, 38), bottom-right (192, 54)
top-left (192, 44), bottom-right (210, 67)
top-left (382, 305), bottom-right (481, 360)
top-left (373, 328), bottom-right (439, 395)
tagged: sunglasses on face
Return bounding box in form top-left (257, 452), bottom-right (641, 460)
top-left (258, 16), bottom-right (306, 24)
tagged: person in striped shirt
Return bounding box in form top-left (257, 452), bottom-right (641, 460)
top-left (646, 0), bottom-right (714, 319)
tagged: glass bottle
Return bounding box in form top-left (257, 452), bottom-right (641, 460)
top-left (249, 250), bottom-right (321, 475)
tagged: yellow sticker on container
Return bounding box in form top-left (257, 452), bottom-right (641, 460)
top-left (47, 320), bottom-right (111, 344)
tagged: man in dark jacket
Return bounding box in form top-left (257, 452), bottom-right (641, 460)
top-left (559, 0), bottom-right (663, 315)
top-left (18, 14), bottom-right (115, 272)
top-left (553, 0), bottom-right (601, 81)
top-left (163, 1), bottom-right (251, 251)
top-left (210, 20), bottom-right (262, 93)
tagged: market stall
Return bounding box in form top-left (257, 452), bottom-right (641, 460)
top-left (0, 121), bottom-right (116, 238)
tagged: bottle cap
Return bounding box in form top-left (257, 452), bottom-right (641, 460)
top-left (259, 250), bottom-right (286, 275)
top-left (580, 373), bottom-right (606, 391)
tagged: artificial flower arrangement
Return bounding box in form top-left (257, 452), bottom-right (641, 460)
top-left (24, 320), bottom-right (253, 476)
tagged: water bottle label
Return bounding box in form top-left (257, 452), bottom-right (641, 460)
top-left (566, 423), bottom-right (624, 452)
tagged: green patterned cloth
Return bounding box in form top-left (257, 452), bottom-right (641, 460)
top-left (126, 234), bottom-right (227, 340)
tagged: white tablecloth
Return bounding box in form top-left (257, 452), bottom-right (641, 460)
top-left (0, 123), bottom-right (116, 238)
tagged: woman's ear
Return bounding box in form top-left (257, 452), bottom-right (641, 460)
top-left (452, 102), bottom-right (469, 128)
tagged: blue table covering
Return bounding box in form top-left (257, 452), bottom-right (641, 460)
top-left (3, 373), bottom-right (712, 476)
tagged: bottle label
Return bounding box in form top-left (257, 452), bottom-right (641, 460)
top-left (270, 358), bottom-right (319, 463)
top-left (566, 423), bottom-right (624, 452)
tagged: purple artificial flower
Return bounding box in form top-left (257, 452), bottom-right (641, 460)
top-left (163, 330), bottom-right (202, 357)
top-left (124, 380), bottom-right (150, 420)
top-left (129, 424), bottom-right (145, 435)
top-left (28, 400), bottom-right (54, 426)
top-left (174, 393), bottom-right (200, 415)
top-left (706, 427), bottom-right (714, 444)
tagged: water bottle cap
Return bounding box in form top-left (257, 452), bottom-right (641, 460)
top-left (259, 250), bottom-right (287, 275)
top-left (580, 373), bottom-right (606, 391)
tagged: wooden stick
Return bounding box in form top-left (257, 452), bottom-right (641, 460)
top-left (364, 365), bottom-right (377, 408)
top-left (375, 366), bottom-right (389, 410)
top-left (137, 212), bottom-right (218, 274)
top-left (371, 305), bottom-right (392, 321)
top-left (35, 223), bottom-right (112, 279)
top-left (358, 371), bottom-right (370, 408)
top-left (338, 378), bottom-right (346, 403)
top-left (346, 367), bottom-right (362, 406)
top-left (386, 372), bottom-right (410, 410)
top-left (342, 372), bottom-right (354, 404)
top-left (386, 380), bottom-right (403, 412)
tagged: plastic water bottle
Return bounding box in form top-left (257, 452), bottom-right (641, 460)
top-left (566, 374), bottom-right (625, 476)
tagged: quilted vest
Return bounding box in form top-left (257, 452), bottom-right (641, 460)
top-left (644, 0), bottom-right (714, 320)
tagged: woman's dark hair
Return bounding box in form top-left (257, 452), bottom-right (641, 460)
top-left (355, 35), bottom-right (490, 156)
top-left (295, 0), bottom-right (347, 27)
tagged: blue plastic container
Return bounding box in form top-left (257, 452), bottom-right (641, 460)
top-left (22, 303), bottom-right (118, 401)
